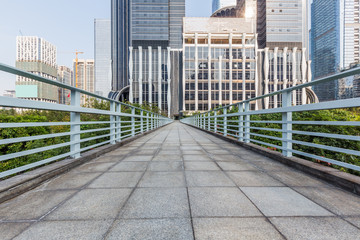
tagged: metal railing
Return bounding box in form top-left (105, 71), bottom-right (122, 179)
top-left (181, 67), bottom-right (360, 173)
top-left (0, 63), bottom-right (173, 178)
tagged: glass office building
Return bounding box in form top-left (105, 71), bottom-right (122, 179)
top-left (95, 19), bottom-right (111, 97)
top-left (311, 0), bottom-right (359, 101)
top-left (212, 0), bottom-right (237, 13)
top-left (111, 0), bottom-right (185, 107)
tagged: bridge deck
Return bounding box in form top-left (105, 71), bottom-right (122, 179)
top-left (1, 122), bottom-right (360, 239)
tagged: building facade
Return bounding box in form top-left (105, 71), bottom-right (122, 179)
top-left (110, 0), bottom-right (185, 104)
top-left (15, 36), bottom-right (58, 103)
top-left (182, 16), bottom-right (315, 114)
top-left (73, 59), bottom-right (95, 105)
top-left (95, 19), bottom-right (111, 97)
top-left (58, 66), bottom-right (73, 105)
top-left (257, 0), bottom-right (308, 50)
top-left (212, 0), bottom-right (237, 13)
top-left (311, 0), bottom-right (360, 101)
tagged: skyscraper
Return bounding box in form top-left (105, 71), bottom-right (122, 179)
top-left (311, 0), bottom-right (360, 101)
top-left (73, 59), bottom-right (95, 105)
top-left (212, 0), bottom-right (237, 13)
top-left (110, 0), bottom-right (185, 101)
top-left (95, 19), bottom-right (111, 97)
top-left (15, 36), bottom-right (58, 103)
top-left (257, 0), bottom-right (308, 50)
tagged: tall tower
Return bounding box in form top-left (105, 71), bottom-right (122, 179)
top-left (95, 19), bottom-right (111, 97)
top-left (257, 0), bottom-right (308, 50)
top-left (311, 0), bottom-right (359, 101)
top-left (15, 36), bottom-right (58, 103)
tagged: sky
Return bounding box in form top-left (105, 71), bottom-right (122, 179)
top-left (0, 0), bottom-right (212, 95)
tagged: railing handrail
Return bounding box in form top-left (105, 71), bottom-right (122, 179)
top-left (0, 63), bottom-right (158, 114)
top-left (189, 66), bottom-right (360, 115)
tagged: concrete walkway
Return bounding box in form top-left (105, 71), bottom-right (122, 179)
top-left (1, 121), bottom-right (360, 240)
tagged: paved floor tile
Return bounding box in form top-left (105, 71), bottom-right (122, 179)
top-left (188, 187), bottom-right (261, 217)
top-left (212, 154), bottom-right (245, 162)
top-left (138, 172), bottom-right (185, 187)
top-left (270, 217), bottom-right (360, 240)
top-left (135, 149), bottom-right (158, 155)
top-left (294, 187), bottom-right (360, 216)
top-left (106, 218), bottom-right (194, 240)
top-left (88, 172), bottom-right (143, 188)
top-left (13, 220), bottom-right (112, 240)
top-left (122, 155), bottom-right (153, 162)
top-left (0, 223), bottom-right (31, 240)
top-left (46, 189), bottom-right (131, 220)
top-left (153, 154), bottom-right (182, 161)
top-left (109, 162), bottom-right (148, 172)
top-left (121, 188), bottom-right (190, 218)
top-left (217, 161), bottom-right (258, 171)
top-left (184, 162), bottom-right (220, 171)
top-left (186, 171), bottom-right (235, 187)
top-left (183, 155), bottom-right (212, 161)
top-left (73, 162), bottom-right (116, 172)
top-left (182, 150), bottom-right (206, 155)
top-left (270, 170), bottom-right (332, 187)
top-left (0, 190), bottom-right (75, 221)
top-left (207, 149), bottom-right (230, 155)
top-left (40, 172), bottom-right (102, 190)
top-left (148, 161), bottom-right (183, 171)
top-left (227, 171), bottom-right (284, 187)
top-left (241, 187), bottom-right (333, 217)
top-left (345, 217), bottom-right (360, 228)
top-left (193, 217), bottom-right (284, 240)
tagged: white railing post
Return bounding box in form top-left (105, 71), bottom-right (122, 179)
top-left (146, 112), bottom-right (150, 132)
top-left (238, 103), bottom-right (244, 142)
top-left (214, 110), bottom-right (218, 133)
top-left (140, 110), bottom-right (144, 133)
top-left (116, 103), bottom-right (121, 142)
top-left (110, 102), bottom-right (116, 144)
top-left (131, 107), bottom-right (135, 137)
top-left (244, 101), bottom-right (250, 143)
top-left (282, 91), bottom-right (293, 157)
top-left (208, 112), bottom-right (211, 131)
top-left (70, 90), bottom-right (81, 158)
top-left (224, 108), bottom-right (228, 136)
top-left (204, 113), bottom-right (207, 129)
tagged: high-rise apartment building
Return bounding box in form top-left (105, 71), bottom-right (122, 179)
top-left (73, 59), bottom-right (95, 105)
top-left (15, 36), bottom-right (58, 103)
top-left (311, 0), bottom-right (360, 101)
top-left (57, 66), bottom-right (73, 105)
top-left (257, 0), bottom-right (308, 50)
top-left (95, 19), bottom-right (111, 97)
top-left (212, 0), bottom-right (237, 13)
top-left (110, 0), bottom-right (185, 104)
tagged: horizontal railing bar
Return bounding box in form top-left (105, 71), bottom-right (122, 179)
top-left (250, 132), bottom-right (282, 142)
top-left (249, 138), bottom-right (283, 150)
top-left (290, 140), bottom-right (360, 157)
top-left (290, 149), bottom-right (360, 172)
top-left (0, 132), bottom-right (71, 145)
top-left (291, 130), bottom-right (360, 141)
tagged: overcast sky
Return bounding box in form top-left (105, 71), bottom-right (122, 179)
top-left (0, 0), bottom-right (212, 94)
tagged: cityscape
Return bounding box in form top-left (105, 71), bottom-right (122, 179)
top-left (1, 0), bottom-right (360, 239)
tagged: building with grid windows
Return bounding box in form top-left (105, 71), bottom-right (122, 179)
top-left (110, 0), bottom-right (185, 109)
top-left (73, 59), bottom-right (95, 105)
top-left (182, 17), bottom-right (315, 114)
top-left (15, 36), bottom-right (58, 103)
top-left (311, 0), bottom-right (360, 101)
top-left (57, 66), bottom-right (73, 105)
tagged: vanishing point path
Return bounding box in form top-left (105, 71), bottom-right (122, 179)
top-left (1, 122), bottom-right (360, 239)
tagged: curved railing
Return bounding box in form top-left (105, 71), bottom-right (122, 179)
top-left (0, 63), bottom-right (173, 178)
top-left (181, 67), bottom-right (360, 173)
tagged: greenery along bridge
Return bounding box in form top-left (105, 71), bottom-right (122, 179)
top-left (0, 63), bottom-right (360, 239)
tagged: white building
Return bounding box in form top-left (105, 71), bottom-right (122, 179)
top-left (15, 36), bottom-right (58, 103)
top-left (73, 59), bottom-right (95, 105)
top-left (57, 66), bottom-right (73, 105)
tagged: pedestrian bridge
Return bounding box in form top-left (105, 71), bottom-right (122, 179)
top-left (1, 122), bottom-right (360, 239)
